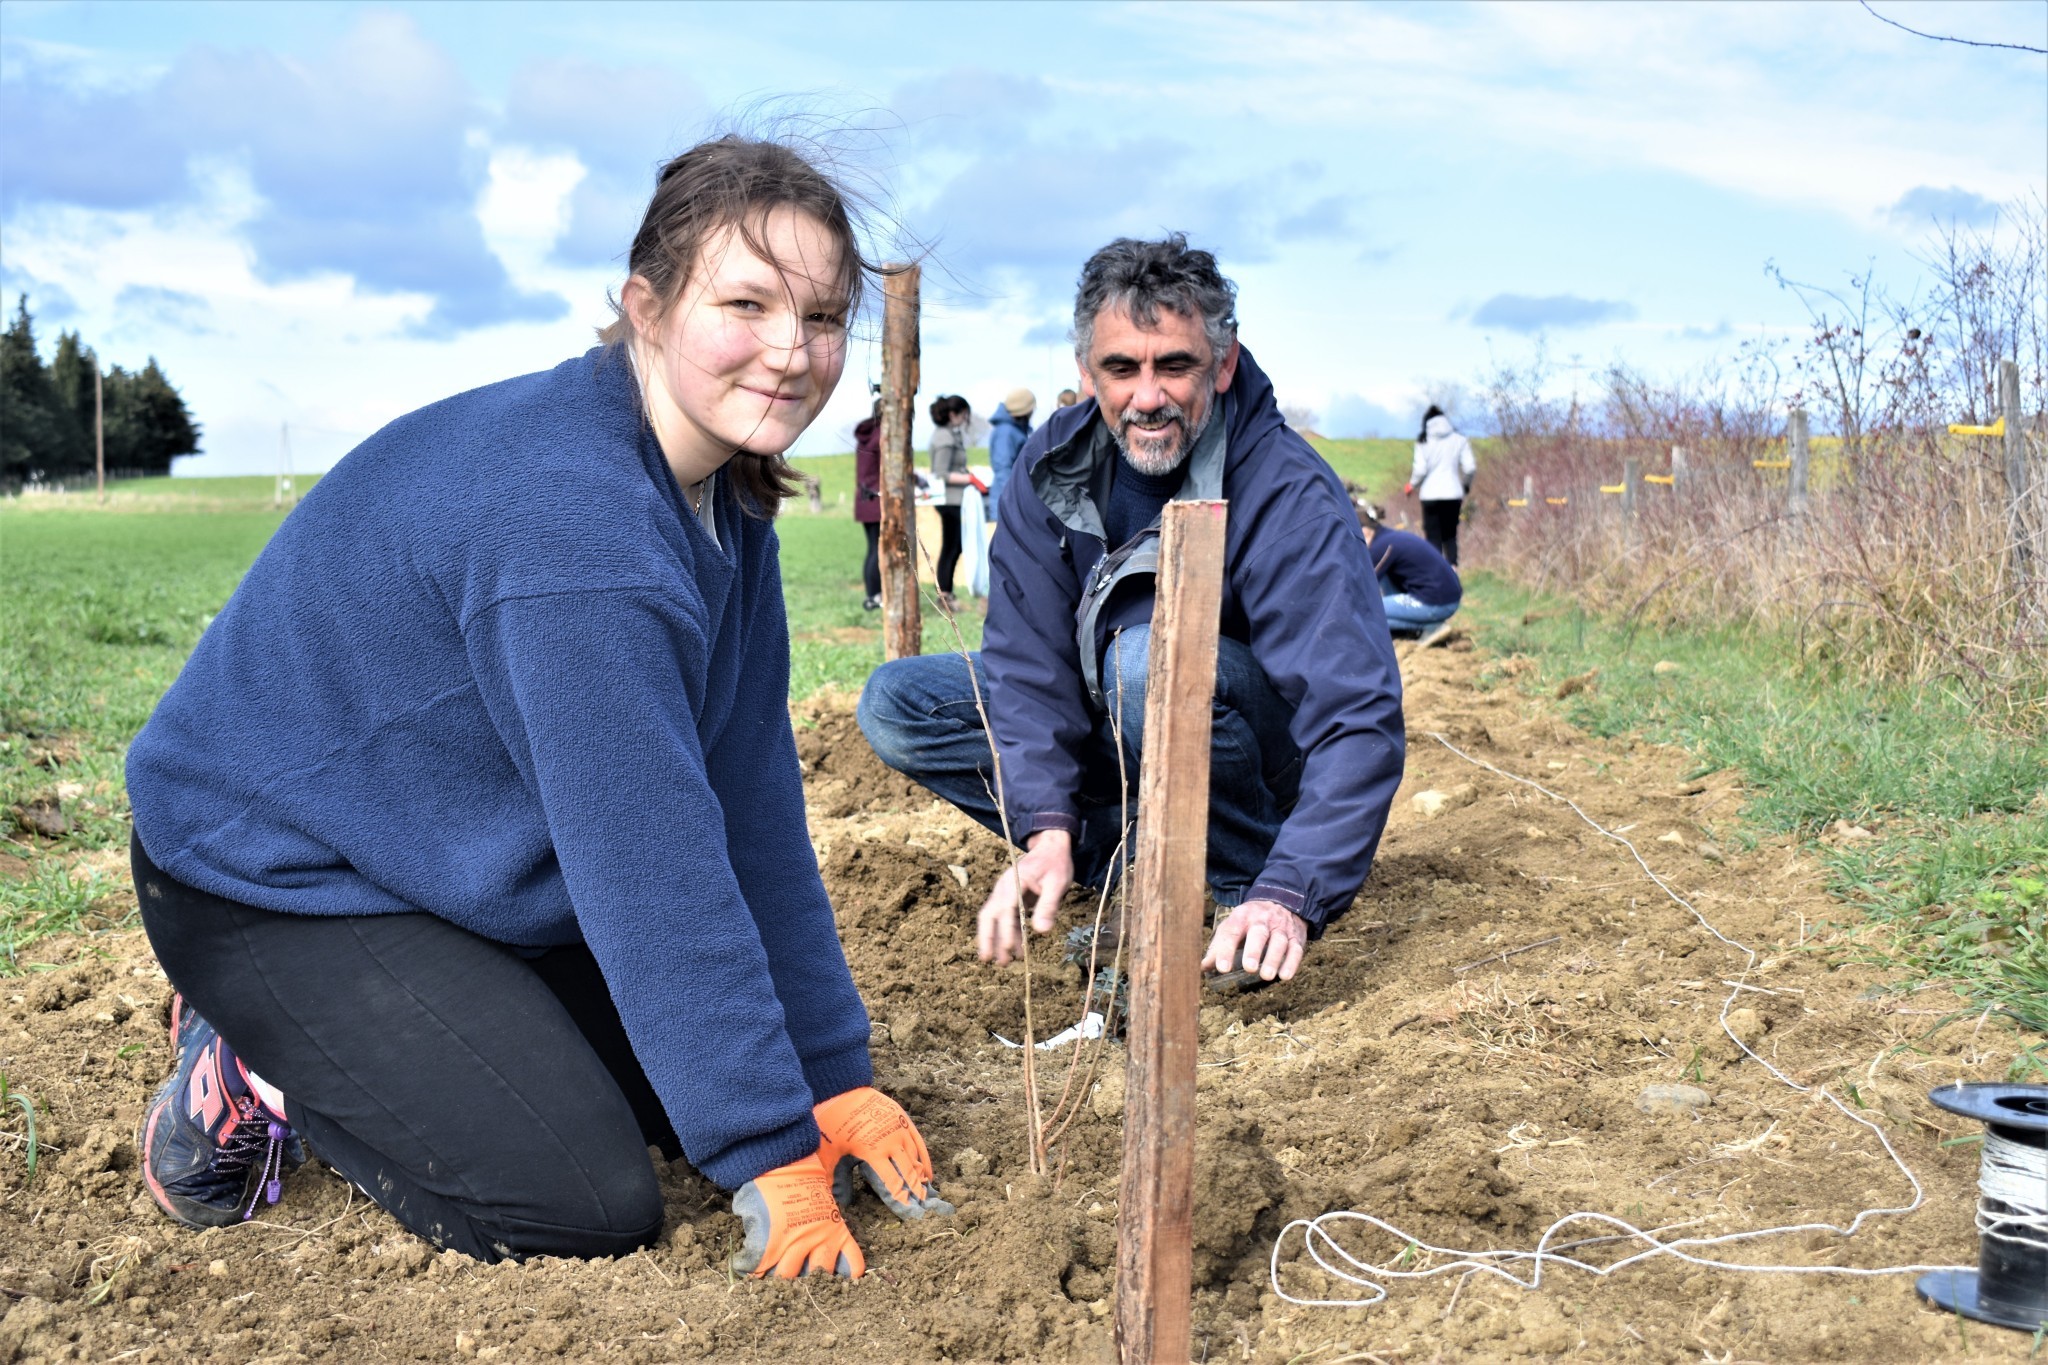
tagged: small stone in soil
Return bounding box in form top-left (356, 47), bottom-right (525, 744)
top-left (1636, 1083), bottom-right (1713, 1116)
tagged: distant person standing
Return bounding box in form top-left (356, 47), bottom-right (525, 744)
top-left (985, 387), bottom-right (1035, 517)
top-left (855, 398), bottom-right (882, 610)
top-left (927, 394), bottom-right (974, 611)
top-left (1358, 503), bottom-right (1460, 638)
top-left (1405, 404), bottom-right (1475, 566)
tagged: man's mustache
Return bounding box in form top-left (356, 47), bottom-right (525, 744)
top-left (1116, 402), bottom-right (1187, 436)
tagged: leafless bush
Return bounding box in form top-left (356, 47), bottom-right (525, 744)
top-left (1468, 199), bottom-right (2047, 725)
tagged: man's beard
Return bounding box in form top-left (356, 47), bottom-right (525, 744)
top-left (1108, 389), bottom-right (1218, 476)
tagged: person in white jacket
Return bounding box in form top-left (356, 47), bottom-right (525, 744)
top-left (1405, 404), bottom-right (1476, 566)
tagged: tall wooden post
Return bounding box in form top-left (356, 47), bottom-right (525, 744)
top-left (1115, 500), bottom-right (1228, 1365)
top-left (879, 264), bottom-right (922, 660)
top-left (1521, 473), bottom-right (1534, 510)
top-left (93, 362), bottom-right (104, 505)
top-left (2005, 359), bottom-right (2041, 629)
top-left (1670, 446), bottom-right (1687, 501)
top-left (1786, 408), bottom-right (1810, 520)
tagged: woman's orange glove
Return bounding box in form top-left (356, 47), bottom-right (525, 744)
top-left (731, 1154), bottom-right (866, 1279)
top-left (815, 1086), bottom-right (955, 1220)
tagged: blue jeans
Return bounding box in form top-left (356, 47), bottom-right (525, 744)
top-left (856, 629), bottom-right (1301, 904)
top-left (1380, 592), bottom-right (1458, 634)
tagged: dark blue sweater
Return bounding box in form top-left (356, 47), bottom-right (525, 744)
top-left (1370, 528), bottom-right (1462, 606)
top-left (126, 348), bottom-right (872, 1189)
top-left (985, 348), bottom-right (1406, 934)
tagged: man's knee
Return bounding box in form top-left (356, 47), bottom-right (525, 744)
top-left (856, 658), bottom-right (921, 771)
top-left (856, 654), bottom-right (979, 775)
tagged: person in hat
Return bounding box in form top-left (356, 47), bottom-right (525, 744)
top-left (985, 386), bottom-right (1035, 518)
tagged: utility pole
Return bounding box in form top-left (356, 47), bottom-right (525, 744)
top-left (94, 360), bottom-right (105, 505)
top-left (879, 264), bottom-right (922, 660)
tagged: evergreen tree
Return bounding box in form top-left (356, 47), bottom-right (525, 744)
top-left (0, 298), bottom-right (203, 482)
top-left (48, 330), bottom-right (99, 460)
top-left (0, 296), bottom-right (85, 481)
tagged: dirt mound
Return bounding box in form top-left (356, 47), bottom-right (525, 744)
top-left (0, 636), bottom-right (2029, 1362)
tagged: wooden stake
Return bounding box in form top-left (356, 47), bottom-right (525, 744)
top-left (1670, 445), bottom-right (1687, 501)
top-left (879, 264), bottom-right (922, 660)
top-left (1115, 499), bottom-right (1228, 1365)
top-left (93, 362), bottom-right (104, 505)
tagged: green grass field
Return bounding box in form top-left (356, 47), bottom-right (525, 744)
top-left (19, 447), bottom-right (2030, 1067)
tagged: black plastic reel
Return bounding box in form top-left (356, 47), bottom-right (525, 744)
top-left (1914, 1082), bottom-right (2048, 1334)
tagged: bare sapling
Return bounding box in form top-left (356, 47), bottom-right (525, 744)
top-left (916, 554), bottom-right (1136, 1181)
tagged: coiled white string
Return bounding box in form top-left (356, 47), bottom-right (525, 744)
top-left (1269, 734), bottom-right (1975, 1308)
top-left (1979, 1131), bottom-right (2048, 1250)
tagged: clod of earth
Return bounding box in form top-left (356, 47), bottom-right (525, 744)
top-left (1636, 1082), bottom-right (1714, 1116)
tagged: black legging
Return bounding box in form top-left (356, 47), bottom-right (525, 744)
top-left (134, 834), bottom-right (671, 1262)
top-left (861, 522), bottom-right (881, 599)
top-left (934, 505), bottom-right (962, 594)
top-left (1421, 498), bottom-right (1463, 567)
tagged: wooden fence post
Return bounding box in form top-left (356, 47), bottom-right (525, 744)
top-left (1670, 446), bottom-right (1687, 501)
top-left (1521, 473), bottom-right (1534, 510)
top-left (1116, 500), bottom-right (1228, 1365)
top-left (879, 264), bottom-right (922, 660)
top-left (1622, 459), bottom-right (1639, 519)
top-left (1786, 408), bottom-right (1810, 520)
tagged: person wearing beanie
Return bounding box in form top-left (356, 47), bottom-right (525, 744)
top-left (985, 386), bottom-right (1035, 518)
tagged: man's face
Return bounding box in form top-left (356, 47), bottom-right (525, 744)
top-left (1080, 300), bottom-right (1240, 475)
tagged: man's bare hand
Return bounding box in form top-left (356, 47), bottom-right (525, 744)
top-left (1202, 899), bottom-right (1309, 982)
top-left (978, 829), bottom-right (1073, 964)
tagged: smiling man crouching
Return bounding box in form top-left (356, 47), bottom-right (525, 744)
top-left (857, 234), bottom-right (1405, 983)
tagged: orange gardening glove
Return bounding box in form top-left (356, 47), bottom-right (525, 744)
top-left (815, 1086), bottom-right (954, 1220)
top-left (1402, 482), bottom-right (1415, 496)
top-left (731, 1154), bottom-right (865, 1279)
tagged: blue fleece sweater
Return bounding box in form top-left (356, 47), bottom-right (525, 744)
top-left (126, 348), bottom-right (872, 1189)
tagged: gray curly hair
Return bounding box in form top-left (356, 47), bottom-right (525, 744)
top-left (1071, 233), bottom-right (1238, 363)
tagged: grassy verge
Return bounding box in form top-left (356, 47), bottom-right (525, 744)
top-left (1463, 573), bottom-right (2048, 1077)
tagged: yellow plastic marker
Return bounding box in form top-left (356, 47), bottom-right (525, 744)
top-left (1947, 418), bottom-right (2004, 437)
top-left (1545, 496), bottom-right (1570, 506)
top-left (1506, 498), bottom-right (1529, 507)
top-left (1752, 459), bottom-right (1791, 470)
top-left (1644, 474), bottom-right (1674, 486)
top-left (1599, 483), bottom-right (1625, 495)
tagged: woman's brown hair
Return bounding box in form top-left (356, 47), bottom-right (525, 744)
top-left (603, 134), bottom-right (890, 518)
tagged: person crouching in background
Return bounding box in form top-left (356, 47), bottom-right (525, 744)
top-left (1359, 501), bottom-right (1461, 639)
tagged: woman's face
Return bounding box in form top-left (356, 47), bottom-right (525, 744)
top-left (628, 207), bottom-right (849, 483)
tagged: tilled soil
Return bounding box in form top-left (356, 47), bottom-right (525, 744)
top-left (0, 630), bottom-right (2032, 1363)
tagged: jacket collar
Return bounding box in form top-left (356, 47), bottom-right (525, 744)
top-left (1028, 395), bottom-right (1230, 541)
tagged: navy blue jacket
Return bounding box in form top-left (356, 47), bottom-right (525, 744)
top-left (127, 348), bottom-right (872, 1189)
top-left (986, 404), bottom-right (1031, 513)
top-left (1371, 527), bottom-right (1462, 606)
top-left (982, 347), bottom-right (1406, 933)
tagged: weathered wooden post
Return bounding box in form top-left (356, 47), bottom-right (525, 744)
top-left (1116, 499), bottom-right (1228, 1365)
top-left (2005, 359), bottom-right (2042, 629)
top-left (879, 264), bottom-right (922, 660)
top-left (94, 362), bottom-right (104, 505)
top-left (1521, 473), bottom-right (1534, 510)
top-left (1622, 458), bottom-right (1640, 518)
top-left (1670, 445), bottom-right (1687, 501)
top-left (1786, 408), bottom-right (1810, 520)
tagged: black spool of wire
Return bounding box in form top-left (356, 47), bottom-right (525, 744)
top-left (1915, 1082), bottom-right (2048, 1333)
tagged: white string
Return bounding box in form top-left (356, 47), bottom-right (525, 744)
top-left (1270, 733), bottom-right (1974, 1308)
top-left (1978, 1131), bottom-right (2048, 1250)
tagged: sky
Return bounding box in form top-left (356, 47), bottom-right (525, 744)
top-left (2, 0), bottom-right (2043, 475)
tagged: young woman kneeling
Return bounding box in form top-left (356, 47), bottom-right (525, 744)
top-left (127, 135), bottom-right (947, 1279)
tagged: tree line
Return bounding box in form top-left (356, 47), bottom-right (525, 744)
top-left (1, 296), bottom-right (201, 485)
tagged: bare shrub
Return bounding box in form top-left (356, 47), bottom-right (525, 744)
top-left (1468, 199), bottom-right (2047, 725)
